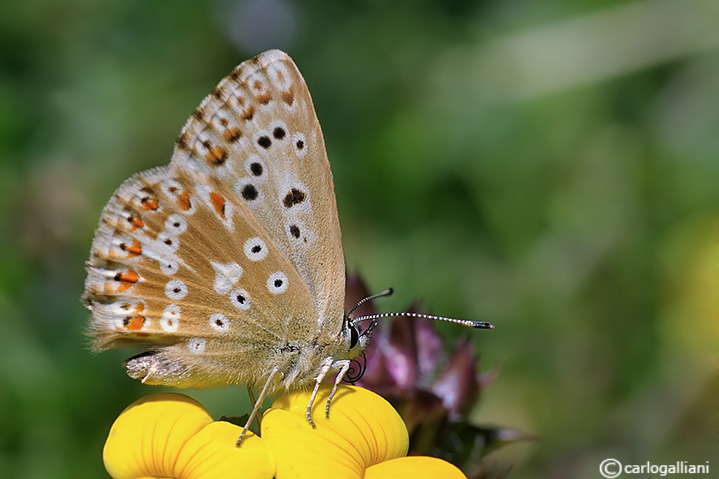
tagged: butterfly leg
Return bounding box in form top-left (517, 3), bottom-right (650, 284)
top-left (246, 386), bottom-right (262, 428)
top-left (305, 356), bottom-right (335, 427)
top-left (325, 360), bottom-right (351, 419)
top-left (237, 366), bottom-right (279, 447)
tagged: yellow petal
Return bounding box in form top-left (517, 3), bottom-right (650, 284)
top-left (174, 421), bottom-right (274, 479)
top-left (264, 385), bottom-right (409, 478)
top-left (365, 456), bottom-right (468, 479)
top-left (262, 407), bottom-right (363, 479)
top-left (103, 393), bottom-right (213, 479)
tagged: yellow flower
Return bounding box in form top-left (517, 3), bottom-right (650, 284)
top-left (103, 385), bottom-right (467, 479)
top-left (103, 393), bottom-right (273, 479)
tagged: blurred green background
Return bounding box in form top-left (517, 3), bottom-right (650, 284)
top-left (1, 0), bottom-right (717, 477)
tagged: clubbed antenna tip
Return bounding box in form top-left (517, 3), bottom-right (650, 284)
top-left (472, 321), bottom-right (495, 329)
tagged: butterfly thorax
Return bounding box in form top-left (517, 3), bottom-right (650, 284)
top-left (276, 331), bottom-right (360, 390)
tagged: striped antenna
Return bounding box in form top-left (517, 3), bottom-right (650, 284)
top-left (353, 311), bottom-right (494, 329)
top-left (347, 287), bottom-right (394, 317)
top-left (348, 288), bottom-right (494, 330)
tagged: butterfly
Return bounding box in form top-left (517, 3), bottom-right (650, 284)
top-left (83, 50), bottom-right (493, 443)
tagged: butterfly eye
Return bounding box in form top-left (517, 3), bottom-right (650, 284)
top-left (349, 324), bottom-right (359, 350)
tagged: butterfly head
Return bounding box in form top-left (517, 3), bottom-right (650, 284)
top-left (342, 313), bottom-right (375, 357)
top-left (338, 287), bottom-right (392, 359)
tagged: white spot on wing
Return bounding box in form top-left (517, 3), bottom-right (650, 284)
top-left (165, 214), bottom-right (187, 234)
top-left (188, 338), bottom-right (206, 354)
top-left (156, 231), bottom-right (179, 253)
top-left (160, 257), bottom-right (179, 275)
top-left (209, 313), bottom-right (229, 333)
top-left (230, 288), bottom-right (251, 310)
top-left (161, 305), bottom-right (180, 332)
top-left (211, 261), bottom-right (243, 295)
top-left (160, 179), bottom-right (182, 197)
top-left (267, 271), bottom-right (288, 295)
top-left (244, 237), bottom-right (268, 261)
top-left (267, 61), bottom-right (292, 90)
top-left (165, 280), bottom-right (188, 300)
top-left (292, 133), bottom-right (307, 158)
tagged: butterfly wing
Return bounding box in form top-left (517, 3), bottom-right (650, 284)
top-left (170, 50), bottom-right (345, 342)
top-left (171, 50), bottom-right (345, 326)
top-left (84, 51), bottom-right (346, 389)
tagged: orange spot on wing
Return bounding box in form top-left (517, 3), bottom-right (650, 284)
top-left (123, 314), bottom-right (146, 331)
top-left (114, 268), bottom-right (139, 292)
top-left (241, 105), bottom-right (255, 121)
top-left (127, 212), bottom-right (144, 230)
top-left (141, 195), bottom-right (159, 211)
top-left (281, 88), bottom-right (294, 106)
top-left (224, 127), bottom-right (241, 143)
top-left (126, 239), bottom-right (142, 258)
top-left (177, 191), bottom-right (192, 211)
top-left (205, 146), bottom-right (228, 166)
top-left (257, 92), bottom-right (271, 105)
top-left (210, 192), bottom-right (226, 219)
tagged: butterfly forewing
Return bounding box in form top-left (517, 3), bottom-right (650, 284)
top-left (170, 50), bottom-right (345, 334)
top-left (84, 50), bottom-right (347, 390)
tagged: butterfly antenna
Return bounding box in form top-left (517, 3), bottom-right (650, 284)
top-left (347, 287), bottom-right (394, 318)
top-left (353, 311), bottom-right (495, 330)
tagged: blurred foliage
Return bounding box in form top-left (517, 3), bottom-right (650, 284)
top-left (1, 0), bottom-right (718, 477)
